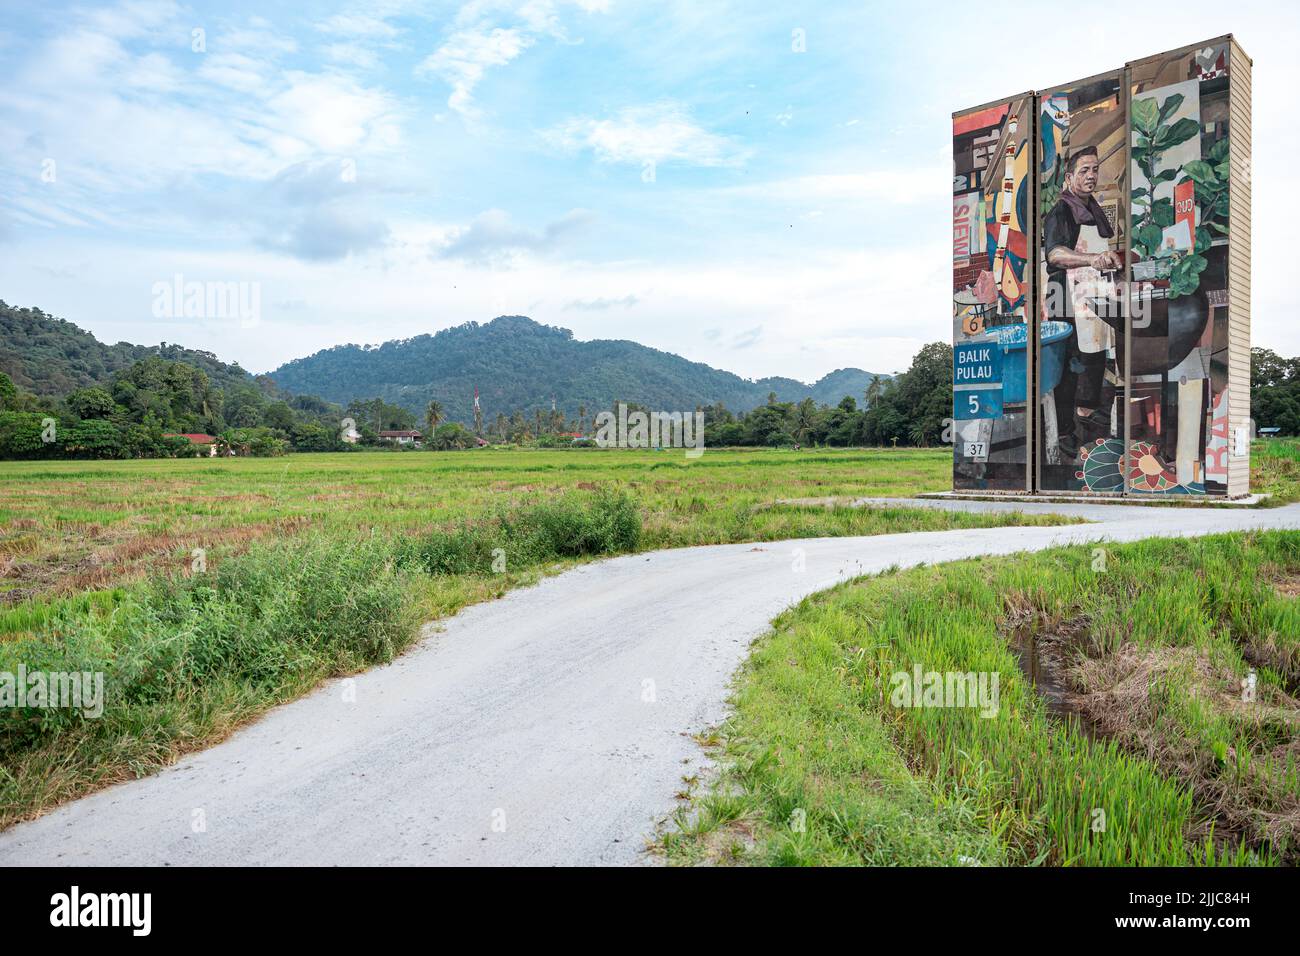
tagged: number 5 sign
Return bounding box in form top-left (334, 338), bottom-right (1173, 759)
top-left (954, 387), bottom-right (1003, 420)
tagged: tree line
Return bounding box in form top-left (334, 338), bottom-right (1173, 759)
top-left (1251, 348), bottom-right (1300, 436)
top-left (7, 340), bottom-right (1294, 460)
top-left (0, 340), bottom-right (952, 458)
top-left (0, 356), bottom-right (345, 459)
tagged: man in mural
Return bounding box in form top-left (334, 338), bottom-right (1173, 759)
top-left (1042, 146), bottom-right (1121, 457)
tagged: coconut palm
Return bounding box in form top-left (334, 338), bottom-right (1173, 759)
top-left (425, 400), bottom-right (444, 436)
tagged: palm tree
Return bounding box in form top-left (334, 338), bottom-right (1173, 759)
top-left (793, 398), bottom-right (816, 443)
top-left (865, 375), bottom-right (884, 409)
top-left (425, 400), bottom-right (444, 436)
top-left (216, 428), bottom-right (250, 457)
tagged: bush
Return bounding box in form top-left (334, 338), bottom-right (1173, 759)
top-left (396, 523), bottom-right (498, 575)
top-left (502, 488), bottom-right (641, 561)
top-left (397, 488), bottom-right (642, 575)
top-left (0, 532), bottom-right (419, 757)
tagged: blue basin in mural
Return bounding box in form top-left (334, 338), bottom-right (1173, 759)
top-left (988, 321), bottom-right (1071, 404)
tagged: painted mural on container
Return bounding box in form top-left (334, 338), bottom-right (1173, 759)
top-left (1035, 73), bottom-right (1128, 492)
top-left (1120, 40), bottom-right (1232, 495)
top-left (952, 38), bottom-right (1241, 496)
top-left (952, 95), bottom-right (1032, 491)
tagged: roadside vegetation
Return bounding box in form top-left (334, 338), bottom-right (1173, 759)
top-left (1252, 436), bottom-right (1300, 503)
top-left (0, 448), bottom-right (1077, 828)
top-left (663, 532), bottom-right (1300, 866)
top-left (0, 489), bottom-right (643, 828)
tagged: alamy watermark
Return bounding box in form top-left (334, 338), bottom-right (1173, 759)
top-left (151, 274), bottom-right (261, 328)
top-left (593, 403), bottom-right (704, 458)
top-left (1, 665), bottom-right (104, 718)
top-left (889, 665), bottom-right (1000, 718)
top-left (50, 886), bottom-right (150, 936)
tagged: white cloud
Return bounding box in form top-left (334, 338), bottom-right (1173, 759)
top-left (314, 6), bottom-right (408, 71)
top-left (324, 42), bottom-right (380, 69)
top-left (83, 0), bottom-right (182, 40)
top-left (316, 13), bottom-right (402, 39)
top-left (544, 101), bottom-right (749, 167)
top-left (267, 72), bottom-right (402, 154)
top-left (121, 51), bottom-right (185, 91)
top-left (197, 52), bottom-right (269, 92)
top-left (437, 208), bottom-right (592, 266)
top-left (258, 205), bottom-right (391, 261)
top-left (0, 3), bottom-right (406, 264)
top-left (416, 0), bottom-right (612, 117)
top-left (218, 24), bottom-right (299, 58)
top-left (563, 293), bottom-right (638, 310)
top-left (417, 26), bottom-right (533, 116)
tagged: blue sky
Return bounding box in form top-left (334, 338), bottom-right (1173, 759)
top-left (1, 1), bottom-right (1295, 381)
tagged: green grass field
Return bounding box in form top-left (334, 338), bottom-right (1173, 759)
top-left (0, 447), bottom-right (1069, 627)
top-left (0, 446), bottom-right (1080, 828)
top-left (2, 443), bottom-right (1296, 849)
top-left (663, 532), bottom-right (1300, 866)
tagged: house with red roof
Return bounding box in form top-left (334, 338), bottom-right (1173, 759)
top-left (165, 433), bottom-right (219, 457)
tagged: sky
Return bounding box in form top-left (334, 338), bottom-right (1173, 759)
top-left (0, 0), bottom-right (1295, 382)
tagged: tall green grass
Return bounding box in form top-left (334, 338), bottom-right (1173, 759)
top-left (0, 532), bottom-right (420, 823)
top-left (396, 487), bottom-right (641, 575)
top-left (1252, 437), bottom-right (1300, 503)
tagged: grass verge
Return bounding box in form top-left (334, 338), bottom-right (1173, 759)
top-left (662, 531), bottom-right (1300, 866)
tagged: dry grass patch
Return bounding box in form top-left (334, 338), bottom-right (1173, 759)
top-left (1066, 641), bottom-right (1300, 860)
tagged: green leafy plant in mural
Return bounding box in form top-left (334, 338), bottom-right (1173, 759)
top-left (1040, 167), bottom-right (1063, 218)
top-left (1184, 136), bottom-right (1231, 243)
top-left (1131, 93), bottom-right (1226, 299)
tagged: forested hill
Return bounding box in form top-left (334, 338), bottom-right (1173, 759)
top-left (0, 300), bottom-right (265, 398)
top-left (1, 304), bottom-right (886, 425)
top-left (269, 315), bottom-right (887, 422)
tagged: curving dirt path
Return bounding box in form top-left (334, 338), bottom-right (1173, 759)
top-left (3, 499), bottom-right (1299, 866)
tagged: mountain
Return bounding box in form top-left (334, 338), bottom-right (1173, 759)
top-left (1, 303), bottom-right (888, 424)
top-left (269, 316), bottom-right (888, 423)
top-left (757, 368), bottom-right (886, 408)
top-left (0, 300), bottom-right (266, 398)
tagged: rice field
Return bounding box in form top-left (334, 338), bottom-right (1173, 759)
top-left (0, 447), bottom-right (1069, 635)
top-left (1, 446), bottom-right (1081, 827)
top-left (2, 444), bottom-right (1295, 846)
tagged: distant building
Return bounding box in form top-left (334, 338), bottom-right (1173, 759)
top-left (165, 433), bottom-right (218, 457)
top-left (378, 429), bottom-right (422, 447)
